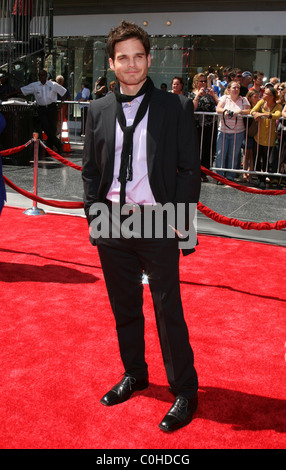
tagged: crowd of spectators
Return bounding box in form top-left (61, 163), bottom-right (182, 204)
top-left (166, 68), bottom-right (286, 186)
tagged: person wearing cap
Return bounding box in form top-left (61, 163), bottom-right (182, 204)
top-left (264, 82), bottom-right (275, 90)
top-left (240, 71), bottom-right (252, 97)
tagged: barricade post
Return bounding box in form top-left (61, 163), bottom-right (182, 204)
top-left (24, 133), bottom-right (45, 216)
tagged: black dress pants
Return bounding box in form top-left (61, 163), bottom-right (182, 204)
top-left (96, 211), bottom-right (198, 399)
top-left (38, 104), bottom-right (63, 154)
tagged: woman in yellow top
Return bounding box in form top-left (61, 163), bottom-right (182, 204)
top-left (251, 86), bottom-right (282, 185)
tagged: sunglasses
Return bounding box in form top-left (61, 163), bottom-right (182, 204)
top-left (199, 80), bottom-right (207, 83)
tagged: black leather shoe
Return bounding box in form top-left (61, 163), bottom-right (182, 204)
top-left (100, 375), bottom-right (149, 406)
top-left (159, 394), bottom-right (198, 432)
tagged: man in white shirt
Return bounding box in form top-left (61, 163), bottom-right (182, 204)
top-left (21, 69), bottom-right (67, 154)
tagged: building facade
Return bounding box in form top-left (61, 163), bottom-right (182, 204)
top-left (47, 1), bottom-right (286, 99)
top-left (1, 1), bottom-right (286, 97)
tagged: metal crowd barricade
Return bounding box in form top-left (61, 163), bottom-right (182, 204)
top-left (194, 110), bottom-right (286, 180)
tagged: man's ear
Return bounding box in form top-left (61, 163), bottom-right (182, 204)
top-left (147, 54), bottom-right (151, 69)
top-left (109, 58), bottom-right (115, 71)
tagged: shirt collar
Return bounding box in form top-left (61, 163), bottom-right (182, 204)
top-left (122, 94), bottom-right (144, 108)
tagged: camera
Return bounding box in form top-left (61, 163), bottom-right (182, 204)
top-left (227, 110), bottom-right (234, 118)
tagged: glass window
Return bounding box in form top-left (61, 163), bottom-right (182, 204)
top-left (49, 34), bottom-right (286, 96)
top-left (235, 36), bottom-right (257, 49)
top-left (234, 50), bottom-right (256, 73)
top-left (148, 36), bottom-right (189, 91)
top-left (50, 36), bottom-right (107, 101)
top-left (190, 35), bottom-right (233, 49)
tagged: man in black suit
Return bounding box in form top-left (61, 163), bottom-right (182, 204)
top-left (82, 20), bottom-right (201, 432)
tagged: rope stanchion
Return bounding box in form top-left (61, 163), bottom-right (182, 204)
top-left (2, 137), bottom-right (83, 210)
top-left (24, 134), bottom-right (45, 216)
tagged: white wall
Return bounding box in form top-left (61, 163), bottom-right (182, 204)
top-left (54, 11), bottom-right (286, 37)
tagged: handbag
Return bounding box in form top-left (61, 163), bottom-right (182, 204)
top-left (248, 119), bottom-right (258, 137)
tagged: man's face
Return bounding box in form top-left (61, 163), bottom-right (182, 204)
top-left (39, 70), bottom-right (47, 85)
top-left (234, 72), bottom-right (242, 83)
top-left (244, 75), bottom-right (252, 86)
top-left (254, 75), bottom-right (264, 87)
top-left (109, 38), bottom-right (151, 94)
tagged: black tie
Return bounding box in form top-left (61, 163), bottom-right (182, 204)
top-left (114, 77), bottom-right (154, 207)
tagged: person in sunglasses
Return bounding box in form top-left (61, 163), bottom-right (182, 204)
top-left (276, 83), bottom-right (286, 107)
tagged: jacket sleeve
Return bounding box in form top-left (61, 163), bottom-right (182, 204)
top-left (82, 104), bottom-right (101, 227)
top-left (175, 97), bottom-right (201, 256)
top-left (250, 99), bottom-right (264, 114)
top-left (175, 96), bottom-right (201, 205)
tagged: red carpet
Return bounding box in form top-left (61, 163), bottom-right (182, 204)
top-left (0, 206), bottom-right (285, 449)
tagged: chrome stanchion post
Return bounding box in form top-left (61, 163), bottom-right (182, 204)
top-left (142, 271), bottom-right (149, 284)
top-left (24, 133), bottom-right (45, 216)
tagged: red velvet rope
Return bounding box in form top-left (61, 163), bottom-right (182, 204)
top-left (1, 140), bottom-right (33, 156)
top-left (40, 141), bottom-right (82, 171)
top-left (3, 175), bottom-right (84, 209)
top-left (197, 201), bottom-right (286, 230)
top-left (201, 166), bottom-right (286, 195)
top-left (1, 141), bottom-right (286, 230)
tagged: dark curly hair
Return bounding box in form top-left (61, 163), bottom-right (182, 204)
top-left (106, 20), bottom-right (150, 61)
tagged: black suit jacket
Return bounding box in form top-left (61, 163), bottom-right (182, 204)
top-left (82, 87), bottom-right (201, 254)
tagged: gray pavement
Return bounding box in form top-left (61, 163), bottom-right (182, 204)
top-left (2, 144), bottom-right (286, 246)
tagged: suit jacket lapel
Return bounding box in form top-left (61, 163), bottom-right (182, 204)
top-left (101, 96), bottom-right (117, 172)
top-left (147, 89), bottom-right (165, 177)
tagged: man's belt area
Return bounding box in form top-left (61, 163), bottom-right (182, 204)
top-left (103, 199), bottom-right (187, 240)
top-left (105, 199), bottom-right (156, 215)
